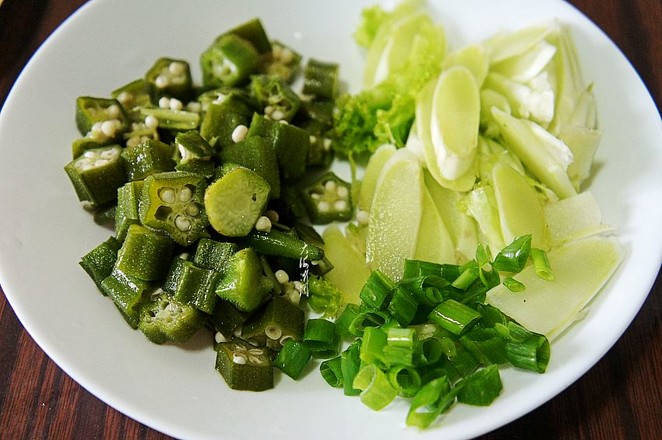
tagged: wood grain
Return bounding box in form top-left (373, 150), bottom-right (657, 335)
top-left (1, 0), bottom-right (660, 439)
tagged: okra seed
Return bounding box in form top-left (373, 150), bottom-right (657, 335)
top-left (126, 136), bottom-right (140, 148)
top-left (334, 200), bottom-right (348, 212)
top-left (324, 180), bottom-right (337, 192)
top-left (214, 332), bottom-right (227, 343)
top-left (231, 124), bottom-right (248, 143)
top-left (187, 101), bottom-right (202, 113)
top-left (357, 210), bottom-right (370, 225)
top-left (100, 149), bottom-right (117, 160)
top-left (249, 348), bottom-right (265, 356)
top-left (271, 109), bottom-right (285, 121)
top-left (336, 186), bottom-right (349, 199)
top-left (158, 96), bottom-right (171, 109)
top-left (232, 354), bottom-right (247, 365)
top-left (101, 119), bottom-right (120, 137)
top-left (323, 138), bottom-right (332, 151)
top-left (265, 325), bottom-right (283, 340)
top-left (317, 201), bottom-right (330, 213)
top-left (293, 281), bottom-right (305, 294)
top-left (169, 98), bottom-right (183, 111)
top-left (145, 115), bottom-right (159, 129)
top-left (83, 150), bottom-right (97, 159)
top-left (309, 135), bottom-right (317, 144)
top-left (155, 74), bottom-right (169, 88)
top-left (107, 104), bottom-right (120, 118)
top-left (158, 188), bottom-right (176, 204)
top-left (264, 105), bottom-right (274, 115)
top-left (175, 215), bottom-right (191, 231)
top-left (310, 193), bottom-right (321, 200)
top-left (279, 335), bottom-right (294, 345)
top-left (117, 91), bottom-right (132, 105)
top-left (94, 159), bottom-right (110, 167)
top-left (178, 186), bottom-right (193, 202)
top-left (186, 204), bottom-right (200, 216)
top-left (274, 269), bottom-right (289, 284)
top-left (168, 61), bottom-right (186, 76)
top-left (255, 216), bottom-right (272, 232)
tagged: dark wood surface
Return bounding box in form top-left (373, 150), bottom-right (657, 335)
top-left (1, 0), bottom-right (660, 439)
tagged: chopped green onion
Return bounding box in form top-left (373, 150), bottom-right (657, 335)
top-left (456, 364), bottom-right (503, 406)
top-left (459, 327), bottom-right (508, 365)
top-left (499, 321), bottom-right (550, 373)
top-left (492, 235), bottom-right (532, 272)
top-left (503, 276), bottom-right (526, 292)
top-left (531, 247), bottom-right (554, 280)
top-left (303, 318), bottom-right (339, 358)
top-left (360, 326), bottom-right (387, 365)
top-left (451, 261), bottom-right (480, 290)
top-left (387, 286), bottom-right (419, 326)
top-left (359, 269), bottom-right (396, 309)
top-left (341, 340), bottom-right (362, 396)
top-left (335, 303), bottom-right (360, 339)
top-left (348, 309), bottom-right (391, 336)
top-left (428, 299), bottom-right (481, 336)
top-left (320, 356), bottom-right (343, 387)
top-left (273, 339), bottom-right (313, 380)
top-left (353, 364), bottom-right (399, 411)
top-left (406, 376), bottom-right (456, 429)
top-left (388, 365), bottom-right (422, 397)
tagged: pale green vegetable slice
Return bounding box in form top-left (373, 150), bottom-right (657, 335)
top-left (543, 191), bottom-right (615, 245)
top-left (559, 125), bottom-right (601, 189)
top-left (441, 44), bottom-right (489, 87)
top-left (423, 170), bottom-right (478, 263)
top-left (414, 186), bottom-right (456, 264)
top-left (465, 185), bottom-right (505, 252)
top-left (366, 148), bottom-right (423, 280)
top-left (481, 22), bottom-right (556, 64)
top-left (322, 224), bottom-right (372, 305)
top-left (491, 39), bottom-right (557, 83)
top-left (491, 107), bottom-right (576, 199)
top-left (358, 143), bottom-right (397, 212)
top-left (486, 235), bottom-right (623, 340)
top-left (430, 66), bottom-right (480, 181)
top-left (483, 71), bottom-right (555, 125)
top-left (492, 161), bottom-right (549, 249)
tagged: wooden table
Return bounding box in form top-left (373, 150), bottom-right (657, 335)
top-left (1, 0), bottom-right (660, 438)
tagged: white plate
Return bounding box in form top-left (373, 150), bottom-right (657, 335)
top-left (1, 1), bottom-right (661, 439)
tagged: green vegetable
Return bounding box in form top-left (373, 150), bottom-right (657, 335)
top-left (215, 338), bottom-right (274, 391)
top-left (299, 171), bottom-right (353, 224)
top-left (214, 247), bottom-right (276, 312)
top-left (145, 57), bottom-right (194, 102)
top-left (273, 340), bottom-right (313, 380)
top-left (138, 290), bottom-right (204, 344)
top-left (64, 145), bottom-right (126, 207)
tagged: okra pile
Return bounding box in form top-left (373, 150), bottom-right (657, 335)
top-left (66, 18), bottom-right (353, 392)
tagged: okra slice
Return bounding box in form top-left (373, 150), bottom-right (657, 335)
top-left (100, 268), bottom-right (152, 329)
top-left (250, 74), bottom-right (301, 123)
top-left (193, 238), bottom-right (239, 273)
top-left (173, 130), bottom-right (214, 165)
top-left (204, 166), bottom-right (271, 237)
top-left (172, 260), bottom-right (221, 314)
top-left (302, 58), bottom-right (340, 101)
top-left (138, 107), bottom-right (200, 132)
top-left (115, 180), bottom-right (143, 242)
top-left (115, 224), bottom-right (175, 282)
top-left (199, 92), bottom-right (256, 149)
top-left (301, 120), bottom-right (335, 168)
top-left (138, 290), bottom-right (204, 344)
top-left (121, 139), bottom-right (175, 181)
top-left (300, 171), bottom-right (353, 224)
top-left (112, 78), bottom-right (152, 118)
top-left (225, 18), bottom-right (272, 55)
top-left (71, 138), bottom-right (104, 159)
top-left (215, 338), bottom-right (274, 391)
top-left (64, 144), bottom-right (126, 206)
top-left (219, 135), bottom-right (281, 198)
top-left (240, 229), bottom-right (325, 262)
top-left (247, 113), bottom-right (310, 183)
top-left (209, 299), bottom-right (250, 337)
top-left (75, 96), bottom-right (128, 142)
top-left (163, 256), bottom-right (188, 295)
top-left (259, 40), bottom-right (302, 83)
top-left (79, 236), bottom-right (122, 290)
top-left (139, 171), bottom-right (209, 246)
top-left (215, 247), bottom-right (276, 312)
top-left (201, 33), bottom-right (260, 88)
top-left (145, 57), bottom-right (194, 102)
top-left (241, 294), bottom-right (305, 350)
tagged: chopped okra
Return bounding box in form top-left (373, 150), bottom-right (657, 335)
top-left (302, 58), bottom-right (340, 101)
top-left (215, 338), bottom-right (274, 391)
top-left (172, 260), bottom-right (221, 314)
top-left (139, 171), bottom-right (209, 246)
top-left (250, 74), bottom-right (301, 122)
top-left (219, 136), bottom-right (281, 198)
top-left (173, 130), bottom-right (214, 165)
top-left (64, 144), bottom-right (126, 207)
top-left (138, 290), bottom-right (204, 344)
top-left (111, 78), bottom-right (152, 118)
top-left (115, 180), bottom-right (143, 242)
top-left (75, 96), bottom-right (128, 142)
top-left (199, 92), bottom-right (255, 149)
top-left (214, 247), bottom-right (276, 312)
top-left (241, 295), bottom-right (305, 350)
top-left (115, 224), bottom-right (175, 281)
top-left (200, 34), bottom-right (260, 88)
top-left (79, 236), bottom-right (122, 290)
top-left (145, 57), bottom-right (194, 102)
top-left (259, 40), bottom-right (302, 83)
top-left (300, 171), bottom-right (353, 224)
top-left (121, 139), bottom-right (175, 181)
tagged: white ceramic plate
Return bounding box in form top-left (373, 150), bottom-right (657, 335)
top-left (1, 1), bottom-right (661, 439)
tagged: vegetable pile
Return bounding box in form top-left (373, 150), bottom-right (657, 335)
top-left (64, 0), bottom-right (624, 432)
